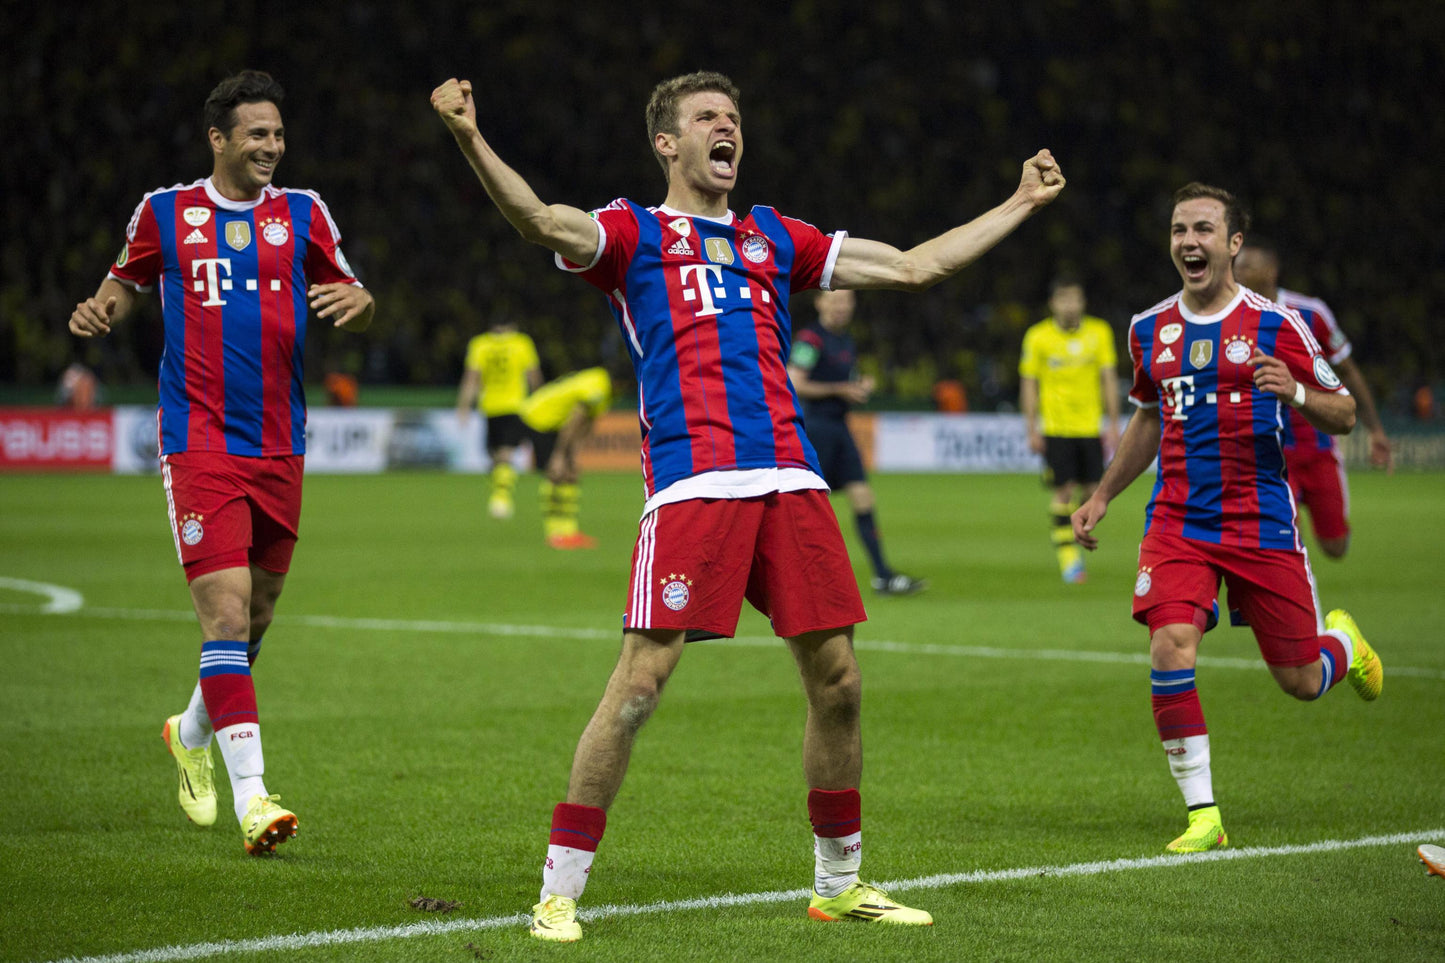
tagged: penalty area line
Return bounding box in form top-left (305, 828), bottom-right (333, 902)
top-left (44, 827), bottom-right (1445, 963)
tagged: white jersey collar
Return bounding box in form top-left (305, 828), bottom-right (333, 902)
top-left (1178, 286), bottom-right (1245, 324)
top-left (203, 177), bottom-right (270, 211)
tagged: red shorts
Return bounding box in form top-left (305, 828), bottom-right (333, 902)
top-left (624, 489), bottom-right (867, 639)
top-left (161, 451), bottom-right (304, 581)
top-left (1285, 447), bottom-right (1351, 541)
top-left (1132, 531), bottom-right (1325, 667)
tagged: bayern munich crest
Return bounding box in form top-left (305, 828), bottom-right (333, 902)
top-left (740, 234), bottom-right (770, 264)
top-left (261, 217), bottom-right (290, 246)
top-left (659, 572), bottom-right (693, 611)
top-left (1134, 567), bottom-right (1153, 597)
top-left (1224, 335), bottom-right (1254, 364)
top-left (179, 513), bottom-right (205, 547)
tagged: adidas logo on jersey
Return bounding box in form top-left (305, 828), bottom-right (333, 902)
top-left (182, 229), bottom-right (208, 245)
top-left (1155, 346), bottom-right (1176, 364)
top-left (666, 238), bottom-right (694, 256)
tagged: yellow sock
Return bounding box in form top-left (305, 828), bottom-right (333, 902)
top-left (555, 483), bottom-right (581, 537)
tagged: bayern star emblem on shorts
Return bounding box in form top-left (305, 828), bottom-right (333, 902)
top-left (180, 513), bottom-right (205, 546)
top-left (1134, 569), bottom-right (1152, 597)
top-left (661, 576), bottom-right (691, 611)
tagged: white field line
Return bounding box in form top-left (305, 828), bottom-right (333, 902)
top-left (4, 599), bottom-right (1444, 680)
top-left (44, 828), bottom-right (1445, 963)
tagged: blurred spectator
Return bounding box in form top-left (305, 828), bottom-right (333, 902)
top-left (932, 379), bottom-right (968, 413)
top-left (55, 363), bottom-right (101, 409)
top-left (324, 372), bottom-right (360, 407)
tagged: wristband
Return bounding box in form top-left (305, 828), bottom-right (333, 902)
top-left (1288, 382), bottom-right (1306, 408)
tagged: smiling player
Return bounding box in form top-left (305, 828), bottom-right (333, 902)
top-left (70, 70), bottom-right (374, 856)
top-left (1072, 183), bottom-right (1381, 854)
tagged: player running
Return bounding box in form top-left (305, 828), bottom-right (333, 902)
top-left (1073, 183), bottom-right (1381, 854)
top-left (69, 70), bottom-right (374, 855)
top-left (433, 70), bottom-right (1064, 940)
top-left (1233, 238), bottom-right (1393, 558)
top-left (456, 319), bottom-right (542, 519)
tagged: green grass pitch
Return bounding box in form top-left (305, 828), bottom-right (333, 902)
top-left (2, 469), bottom-right (1442, 962)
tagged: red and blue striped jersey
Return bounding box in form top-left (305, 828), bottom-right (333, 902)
top-left (108, 178), bottom-right (361, 456)
top-left (1127, 287), bottom-right (1349, 551)
top-left (559, 200), bottom-right (841, 498)
top-left (1277, 288), bottom-right (1351, 456)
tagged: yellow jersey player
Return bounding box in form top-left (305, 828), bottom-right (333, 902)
top-left (520, 367), bottom-right (612, 549)
top-left (456, 321), bottom-right (542, 518)
top-left (1019, 278), bottom-right (1120, 583)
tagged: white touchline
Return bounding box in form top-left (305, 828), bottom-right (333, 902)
top-left (43, 828), bottom-right (1445, 963)
top-left (4, 596), bottom-right (1444, 680)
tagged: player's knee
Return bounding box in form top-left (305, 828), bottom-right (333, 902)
top-left (204, 606), bottom-right (251, 642)
top-left (1276, 672), bottom-right (1318, 701)
top-left (810, 664), bottom-right (862, 722)
top-left (616, 689), bottom-right (660, 734)
top-left (1149, 625), bottom-right (1199, 668)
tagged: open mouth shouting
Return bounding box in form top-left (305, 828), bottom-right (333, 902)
top-left (1181, 252), bottom-right (1208, 282)
top-left (709, 139), bottom-right (736, 178)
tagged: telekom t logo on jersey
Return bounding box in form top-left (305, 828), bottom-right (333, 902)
top-left (678, 264), bottom-right (725, 317)
top-left (1160, 375), bottom-right (1196, 421)
top-left (191, 258), bottom-right (234, 307)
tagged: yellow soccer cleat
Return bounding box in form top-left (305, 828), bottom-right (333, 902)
top-left (1326, 609), bottom-right (1382, 701)
top-left (530, 894), bottom-right (582, 942)
top-left (242, 794), bottom-right (298, 855)
top-left (1166, 805), bottom-right (1228, 853)
top-left (162, 715), bottom-right (216, 827)
top-left (807, 882), bottom-right (933, 925)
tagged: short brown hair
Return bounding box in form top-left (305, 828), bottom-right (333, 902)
top-left (1172, 182), bottom-right (1251, 238)
top-left (645, 71), bottom-right (741, 179)
top-left (204, 70), bottom-right (285, 138)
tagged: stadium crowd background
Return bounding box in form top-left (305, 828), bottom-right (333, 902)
top-left (4, 0), bottom-right (1440, 417)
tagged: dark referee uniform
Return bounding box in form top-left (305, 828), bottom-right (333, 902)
top-left (791, 324), bottom-right (867, 488)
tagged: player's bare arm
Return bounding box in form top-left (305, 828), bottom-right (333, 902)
top-left (1019, 377), bottom-right (1044, 453)
top-left (309, 283), bottom-right (374, 331)
top-left (787, 365), bottom-right (872, 405)
top-left (1247, 349), bottom-right (1356, 435)
top-left (830, 150), bottom-right (1065, 291)
top-left (1072, 412), bottom-right (1162, 550)
top-left (1334, 355), bottom-right (1393, 470)
top-left (431, 78), bottom-right (599, 266)
top-left (69, 278), bottom-right (138, 338)
top-left (456, 369), bottom-right (481, 424)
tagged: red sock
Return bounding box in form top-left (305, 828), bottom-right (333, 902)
top-left (550, 802), bottom-right (606, 850)
top-left (807, 788), bottom-right (861, 838)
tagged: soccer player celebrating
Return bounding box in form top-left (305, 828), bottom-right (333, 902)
top-left (69, 71), bottom-right (374, 855)
top-left (1018, 278), bottom-right (1121, 584)
top-left (788, 290), bottom-right (926, 596)
top-left (1072, 184), bottom-right (1381, 853)
top-left (456, 319), bottom-right (543, 519)
top-left (1233, 238), bottom-right (1393, 558)
top-left (432, 71), bottom-right (1064, 940)
top-left (518, 366), bottom-right (612, 549)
